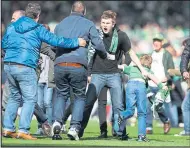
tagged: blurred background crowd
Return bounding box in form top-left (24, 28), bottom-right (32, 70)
top-left (1, 1), bottom-right (190, 128)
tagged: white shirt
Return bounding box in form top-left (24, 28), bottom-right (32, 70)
top-left (149, 49), bottom-right (166, 87)
top-left (38, 54), bottom-right (50, 84)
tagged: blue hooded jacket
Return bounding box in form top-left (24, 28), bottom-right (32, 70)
top-left (2, 16), bottom-right (79, 69)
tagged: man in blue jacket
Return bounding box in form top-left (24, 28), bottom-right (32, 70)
top-left (51, 1), bottom-right (112, 141)
top-left (2, 3), bottom-right (86, 140)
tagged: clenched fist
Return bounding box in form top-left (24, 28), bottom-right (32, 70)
top-left (78, 38), bottom-right (86, 47)
top-left (183, 72), bottom-right (189, 80)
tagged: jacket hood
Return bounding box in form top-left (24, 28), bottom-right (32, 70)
top-left (13, 16), bottom-right (40, 33)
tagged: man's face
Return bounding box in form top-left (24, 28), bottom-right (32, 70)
top-left (153, 40), bottom-right (163, 51)
top-left (11, 12), bottom-right (21, 22)
top-left (100, 18), bottom-right (114, 34)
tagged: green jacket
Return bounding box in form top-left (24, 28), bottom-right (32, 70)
top-left (162, 49), bottom-right (175, 79)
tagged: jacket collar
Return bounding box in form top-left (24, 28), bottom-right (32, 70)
top-left (70, 12), bottom-right (85, 17)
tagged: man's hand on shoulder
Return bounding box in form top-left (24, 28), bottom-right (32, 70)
top-left (78, 38), bottom-right (87, 47)
top-left (106, 52), bottom-right (115, 60)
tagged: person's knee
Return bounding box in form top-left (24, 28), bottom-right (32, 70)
top-left (138, 111), bottom-right (146, 117)
top-left (44, 101), bottom-right (52, 108)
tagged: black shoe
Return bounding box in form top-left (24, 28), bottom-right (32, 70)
top-left (98, 131), bottom-right (108, 138)
top-left (78, 128), bottom-right (84, 138)
top-left (117, 133), bottom-right (129, 141)
top-left (52, 134), bottom-right (62, 140)
top-left (137, 135), bottom-right (149, 142)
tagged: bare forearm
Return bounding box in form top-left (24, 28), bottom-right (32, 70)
top-left (129, 50), bottom-right (143, 71)
top-left (148, 73), bottom-right (161, 85)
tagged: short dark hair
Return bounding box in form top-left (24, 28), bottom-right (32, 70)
top-left (25, 3), bottom-right (41, 19)
top-left (71, 1), bottom-right (86, 14)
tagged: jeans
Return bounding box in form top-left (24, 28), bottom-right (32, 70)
top-left (164, 102), bottom-right (178, 127)
top-left (81, 73), bottom-right (123, 131)
top-left (2, 80), bottom-right (10, 121)
top-left (120, 80), bottom-right (147, 136)
top-left (2, 78), bottom-right (48, 126)
top-left (37, 83), bottom-right (53, 125)
top-left (53, 65), bottom-right (87, 131)
top-left (181, 89), bottom-right (190, 134)
top-left (2, 80), bottom-right (10, 110)
top-left (3, 64), bottom-right (37, 134)
top-left (146, 87), bottom-right (169, 128)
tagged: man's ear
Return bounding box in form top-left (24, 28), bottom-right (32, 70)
top-left (35, 14), bottom-right (40, 22)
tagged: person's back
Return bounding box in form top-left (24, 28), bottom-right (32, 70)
top-left (51, 1), bottom-right (107, 141)
top-left (54, 14), bottom-right (92, 67)
top-left (3, 16), bottom-right (80, 69)
top-left (54, 3), bottom-right (107, 67)
top-left (3, 17), bottom-right (43, 68)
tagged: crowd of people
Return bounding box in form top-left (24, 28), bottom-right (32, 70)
top-left (1, 1), bottom-right (190, 143)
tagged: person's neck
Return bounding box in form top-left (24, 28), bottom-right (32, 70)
top-left (155, 48), bottom-right (163, 53)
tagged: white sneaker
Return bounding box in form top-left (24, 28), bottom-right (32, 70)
top-left (67, 127), bottom-right (79, 141)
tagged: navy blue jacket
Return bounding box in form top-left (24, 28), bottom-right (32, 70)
top-left (2, 16), bottom-right (79, 69)
top-left (54, 12), bottom-right (107, 68)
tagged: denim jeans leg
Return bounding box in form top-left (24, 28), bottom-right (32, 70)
top-left (3, 65), bottom-right (22, 132)
top-left (182, 90), bottom-right (190, 134)
top-left (107, 73), bottom-right (124, 115)
top-left (52, 88), bottom-right (67, 123)
top-left (136, 82), bottom-right (147, 136)
top-left (37, 83), bottom-right (44, 110)
top-left (164, 102), bottom-right (178, 127)
top-left (69, 66), bottom-right (87, 130)
top-left (53, 65), bottom-right (70, 123)
top-left (18, 67), bottom-right (38, 133)
top-left (121, 81), bottom-right (136, 118)
top-left (44, 85), bottom-right (53, 125)
top-left (81, 74), bottom-right (106, 130)
top-left (146, 99), bottom-right (153, 128)
top-left (2, 80), bottom-right (10, 110)
top-left (146, 87), bottom-right (159, 128)
top-left (120, 81), bottom-right (136, 132)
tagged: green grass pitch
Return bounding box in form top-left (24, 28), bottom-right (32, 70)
top-left (2, 119), bottom-right (190, 147)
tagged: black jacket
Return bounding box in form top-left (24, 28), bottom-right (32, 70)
top-left (180, 42), bottom-right (190, 74)
top-left (88, 25), bottom-right (131, 76)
